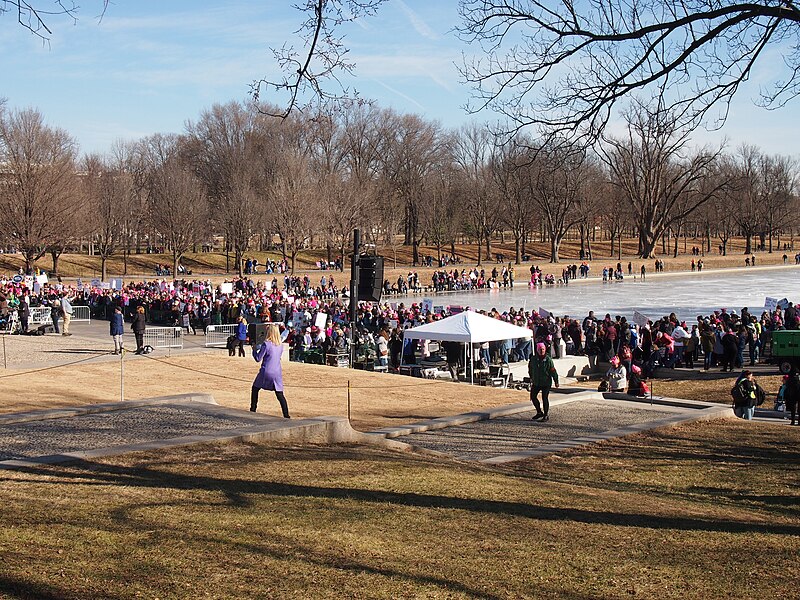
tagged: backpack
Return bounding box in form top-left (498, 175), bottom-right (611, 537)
top-left (730, 381), bottom-right (747, 405)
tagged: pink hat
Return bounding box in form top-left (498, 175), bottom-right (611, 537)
top-left (535, 342), bottom-right (546, 354)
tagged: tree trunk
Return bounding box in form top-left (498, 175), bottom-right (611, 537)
top-left (173, 253), bottom-right (179, 279)
top-left (550, 235), bottom-right (560, 263)
top-left (744, 234), bottom-right (752, 255)
top-left (476, 233), bottom-right (483, 266)
top-left (515, 234), bottom-right (522, 264)
top-left (50, 250), bottom-right (60, 276)
top-left (101, 255), bottom-right (108, 281)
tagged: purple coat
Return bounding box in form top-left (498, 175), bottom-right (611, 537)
top-left (252, 342), bottom-right (284, 391)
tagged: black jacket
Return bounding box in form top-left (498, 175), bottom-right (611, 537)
top-left (131, 312), bottom-right (146, 333)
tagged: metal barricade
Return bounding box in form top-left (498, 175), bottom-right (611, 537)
top-left (29, 306), bottom-right (52, 325)
top-left (205, 324), bottom-right (238, 347)
top-left (71, 305), bottom-right (91, 322)
top-left (142, 326), bottom-right (184, 349)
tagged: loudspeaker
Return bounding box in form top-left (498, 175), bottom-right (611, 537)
top-left (247, 322), bottom-right (268, 346)
top-left (358, 255), bottom-right (384, 302)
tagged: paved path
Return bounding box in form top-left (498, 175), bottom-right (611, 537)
top-left (0, 405), bottom-right (264, 461)
top-left (397, 398), bottom-right (702, 462)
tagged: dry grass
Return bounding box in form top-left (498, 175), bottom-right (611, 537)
top-left (1, 235), bottom-right (794, 280)
top-left (0, 419), bottom-right (797, 599)
top-left (0, 347), bottom-right (529, 431)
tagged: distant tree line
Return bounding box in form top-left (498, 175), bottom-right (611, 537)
top-left (0, 98), bottom-right (797, 278)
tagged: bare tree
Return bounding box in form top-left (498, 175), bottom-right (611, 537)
top-left (525, 141), bottom-right (586, 263)
top-left (272, 150), bottom-right (317, 273)
top-left (139, 135), bottom-right (208, 277)
top-left (82, 154), bottom-right (128, 281)
top-left (600, 102), bottom-right (724, 258)
top-left (0, 107), bottom-right (79, 273)
top-left (184, 101), bottom-right (275, 277)
top-left (457, 1), bottom-right (800, 142)
top-left (452, 123), bottom-right (501, 264)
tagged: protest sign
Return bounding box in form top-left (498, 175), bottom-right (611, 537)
top-left (538, 307), bottom-right (550, 318)
top-left (315, 312), bottom-right (328, 329)
top-left (36, 273), bottom-right (48, 285)
top-left (220, 282), bottom-right (233, 295)
top-left (764, 297), bottom-right (778, 311)
top-left (422, 298), bottom-right (433, 314)
top-left (633, 311), bottom-right (650, 329)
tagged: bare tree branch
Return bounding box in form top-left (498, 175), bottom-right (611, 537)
top-left (457, 1), bottom-right (800, 143)
top-left (252, 0), bottom-right (386, 118)
top-left (2, 1), bottom-right (109, 41)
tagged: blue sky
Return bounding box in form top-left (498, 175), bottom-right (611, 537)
top-left (2, 1), bottom-right (797, 157)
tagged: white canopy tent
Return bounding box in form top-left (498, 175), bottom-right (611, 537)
top-left (402, 311), bottom-right (533, 384)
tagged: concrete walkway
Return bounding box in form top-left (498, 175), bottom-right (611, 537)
top-left (0, 394), bottom-right (378, 470)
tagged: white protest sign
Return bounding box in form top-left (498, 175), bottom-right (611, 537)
top-left (110, 278), bottom-right (123, 291)
top-left (389, 319), bottom-right (399, 329)
top-left (90, 278), bottom-right (101, 289)
top-left (24, 275), bottom-right (34, 289)
top-left (764, 297), bottom-right (778, 311)
top-left (36, 273), bottom-right (48, 285)
top-left (220, 282), bottom-right (233, 295)
top-left (315, 312), bottom-right (328, 329)
top-left (422, 298), bottom-right (433, 314)
top-left (633, 310), bottom-right (650, 329)
top-left (76, 278), bottom-right (83, 290)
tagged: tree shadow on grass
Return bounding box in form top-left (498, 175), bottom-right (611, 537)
top-left (0, 574), bottom-right (123, 600)
top-left (5, 457), bottom-right (800, 537)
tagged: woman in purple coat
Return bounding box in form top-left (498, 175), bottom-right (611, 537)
top-left (250, 324), bottom-right (290, 418)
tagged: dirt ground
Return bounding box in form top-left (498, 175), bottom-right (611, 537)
top-left (0, 347), bottom-right (529, 431)
top-left (1, 235), bottom-right (795, 280)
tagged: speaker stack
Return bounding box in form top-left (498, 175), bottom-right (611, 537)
top-left (357, 255), bottom-right (384, 302)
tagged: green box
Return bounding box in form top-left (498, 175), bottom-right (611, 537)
top-left (772, 330), bottom-right (800, 358)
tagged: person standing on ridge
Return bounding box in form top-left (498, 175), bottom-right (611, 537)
top-left (528, 342), bottom-right (559, 422)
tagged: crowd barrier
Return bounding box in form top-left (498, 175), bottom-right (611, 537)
top-left (72, 306), bottom-right (91, 322)
top-left (205, 324), bottom-right (238, 347)
top-left (29, 306), bottom-right (52, 325)
top-left (142, 326), bottom-right (184, 349)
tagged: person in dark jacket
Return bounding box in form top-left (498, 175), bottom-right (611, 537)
top-left (131, 305), bottom-right (146, 354)
top-left (528, 342), bottom-right (559, 422)
top-left (18, 301), bottom-right (29, 334)
top-left (50, 299), bottom-right (61, 334)
top-left (110, 306), bottom-right (124, 354)
top-left (721, 329), bottom-right (738, 372)
top-left (731, 370), bottom-right (762, 420)
top-left (783, 370), bottom-right (800, 426)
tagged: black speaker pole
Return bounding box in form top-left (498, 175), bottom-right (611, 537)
top-left (349, 229), bottom-right (360, 369)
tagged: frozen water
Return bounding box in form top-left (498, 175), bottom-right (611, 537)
top-left (391, 268), bottom-right (800, 321)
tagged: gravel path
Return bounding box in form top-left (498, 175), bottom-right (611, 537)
top-left (0, 405), bottom-right (261, 460)
top-left (399, 400), bottom-right (681, 460)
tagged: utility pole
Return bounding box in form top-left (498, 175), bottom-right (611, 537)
top-left (349, 229), bottom-right (360, 368)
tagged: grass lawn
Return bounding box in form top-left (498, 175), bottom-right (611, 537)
top-left (1, 418), bottom-right (798, 599)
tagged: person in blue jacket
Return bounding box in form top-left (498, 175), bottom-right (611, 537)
top-left (236, 316), bottom-right (248, 357)
top-left (110, 305), bottom-right (124, 354)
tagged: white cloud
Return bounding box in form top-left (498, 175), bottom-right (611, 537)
top-left (394, 0), bottom-right (439, 40)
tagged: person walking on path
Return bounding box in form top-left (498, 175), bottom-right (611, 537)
top-left (132, 305), bottom-right (146, 354)
top-left (110, 306), bottom-right (124, 354)
top-left (251, 324), bottom-right (290, 418)
top-left (528, 342), bottom-right (559, 422)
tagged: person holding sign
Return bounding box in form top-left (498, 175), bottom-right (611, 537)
top-left (251, 324), bottom-right (290, 418)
